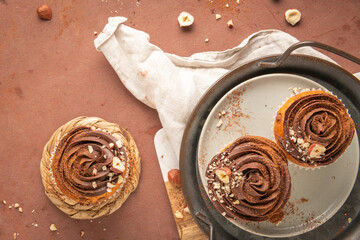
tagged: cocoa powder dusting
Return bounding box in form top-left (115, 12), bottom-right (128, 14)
top-left (206, 0), bottom-right (246, 18)
top-left (222, 87), bottom-right (250, 132)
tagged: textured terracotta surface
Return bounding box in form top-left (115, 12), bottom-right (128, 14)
top-left (0, 0), bottom-right (359, 239)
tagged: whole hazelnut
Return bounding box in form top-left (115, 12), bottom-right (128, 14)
top-left (168, 169), bottom-right (181, 187)
top-left (37, 5), bottom-right (52, 20)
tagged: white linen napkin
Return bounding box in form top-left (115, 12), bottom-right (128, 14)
top-left (94, 17), bottom-right (336, 181)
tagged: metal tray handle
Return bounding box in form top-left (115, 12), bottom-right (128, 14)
top-left (257, 41), bottom-right (360, 68)
top-left (195, 211), bottom-right (214, 240)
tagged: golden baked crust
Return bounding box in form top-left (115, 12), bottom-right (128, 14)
top-left (40, 116), bottom-right (141, 219)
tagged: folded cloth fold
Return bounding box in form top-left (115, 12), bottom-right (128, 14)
top-left (94, 16), bottom-right (334, 160)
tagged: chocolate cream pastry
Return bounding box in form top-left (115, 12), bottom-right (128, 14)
top-left (205, 136), bottom-right (291, 222)
top-left (40, 117), bottom-right (141, 219)
top-left (274, 90), bottom-right (355, 167)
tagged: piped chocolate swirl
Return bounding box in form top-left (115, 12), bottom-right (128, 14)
top-left (205, 136), bottom-right (291, 222)
top-left (51, 126), bottom-right (128, 204)
top-left (274, 90), bottom-right (355, 167)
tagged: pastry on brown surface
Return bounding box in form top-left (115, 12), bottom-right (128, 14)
top-left (274, 90), bottom-right (355, 168)
top-left (205, 136), bottom-right (291, 222)
top-left (40, 116), bottom-right (141, 219)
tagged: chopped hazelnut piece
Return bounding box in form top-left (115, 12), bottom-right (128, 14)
top-left (50, 224), bottom-right (57, 231)
top-left (117, 175), bottom-right (124, 184)
top-left (227, 20), bottom-right (234, 28)
top-left (116, 140), bottom-right (122, 148)
top-left (184, 206), bottom-right (190, 214)
top-left (92, 168), bottom-right (97, 176)
top-left (107, 182), bottom-right (116, 188)
top-left (32, 223), bottom-right (38, 227)
top-left (109, 143), bottom-right (115, 149)
top-left (80, 230), bottom-right (85, 237)
top-left (216, 119), bottom-right (223, 128)
top-left (102, 166), bottom-right (107, 171)
top-left (292, 87), bottom-right (299, 94)
top-left (18, 207), bottom-right (23, 213)
top-left (13, 232), bottom-right (17, 240)
top-left (215, 14), bottom-right (221, 20)
top-left (2, 200), bottom-right (6, 205)
top-left (92, 181), bottom-right (97, 189)
top-left (88, 145), bottom-right (94, 154)
top-left (205, 38), bottom-right (209, 43)
top-left (14, 203), bottom-right (19, 208)
top-left (174, 210), bottom-right (184, 219)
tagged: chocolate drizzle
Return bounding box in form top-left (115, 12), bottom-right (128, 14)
top-left (205, 136), bottom-right (291, 222)
top-left (276, 91), bottom-right (355, 166)
top-left (51, 126), bottom-right (128, 202)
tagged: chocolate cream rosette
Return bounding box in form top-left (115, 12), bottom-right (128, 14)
top-left (205, 136), bottom-right (291, 222)
top-left (40, 116), bottom-right (141, 219)
top-left (274, 90), bottom-right (355, 168)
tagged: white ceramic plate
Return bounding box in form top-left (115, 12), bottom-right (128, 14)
top-left (197, 73), bottom-right (359, 238)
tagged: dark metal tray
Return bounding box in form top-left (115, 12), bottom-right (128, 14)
top-left (180, 42), bottom-right (360, 240)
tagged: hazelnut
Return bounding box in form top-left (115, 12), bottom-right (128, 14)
top-left (308, 143), bottom-right (326, 158)
top-left (215, 167), bottom-right (232, 184)
top-left (111, 157), bottom-right (125, 173)
top-left (37, 5), bottom-right (52, 20)
top-left (178, 11), bottom-right (194, 27)
top-left (168, 169), bottom-right (181, 187)
top-left (285, 9), bottom-right (301, 26)
top-left (215, 14), bottom-right (221, 20)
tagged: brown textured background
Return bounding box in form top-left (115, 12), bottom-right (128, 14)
top-left (0, 0), bottom-right (360, 239)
